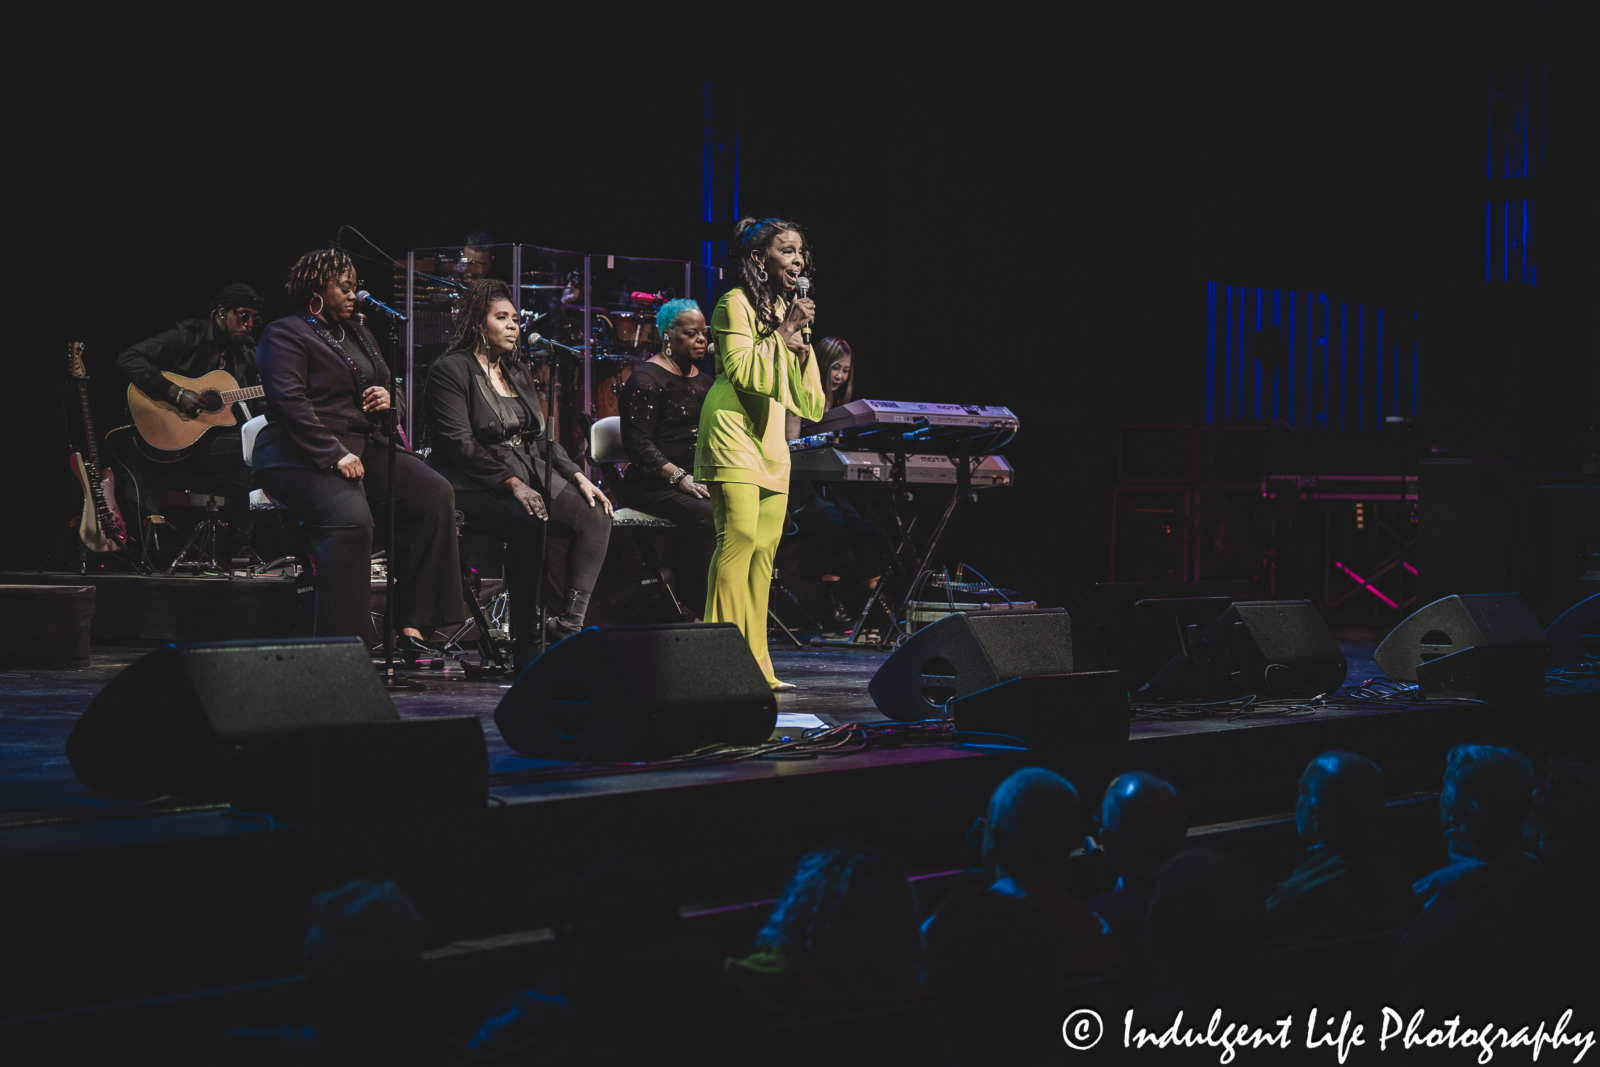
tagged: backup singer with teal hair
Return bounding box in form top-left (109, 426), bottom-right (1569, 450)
top-left (695, 218), bottom-right (825, 689)
top-left (616, 298), bottom-right (717, 613)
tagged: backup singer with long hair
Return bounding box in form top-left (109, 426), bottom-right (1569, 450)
top-left (695, 218), bottom-right (825, 689)
top-left (426, 279), bottom-right (612, 667)
top-left (252, 248), bottom-right (464, 648)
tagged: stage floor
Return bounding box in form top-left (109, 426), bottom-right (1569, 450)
top-left (0, 635), bottom-right (1388, 818)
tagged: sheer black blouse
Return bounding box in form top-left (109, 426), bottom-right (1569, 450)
top-left (618, 361), bottom-right (713, 489)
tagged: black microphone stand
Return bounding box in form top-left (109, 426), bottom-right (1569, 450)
top-left (526, 336), bottom-right (580, 660)
top-left (376, 311), bottom-right (423, 691)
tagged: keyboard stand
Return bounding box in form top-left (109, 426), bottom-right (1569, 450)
top-left (845, 429), bottom-right (983, 650)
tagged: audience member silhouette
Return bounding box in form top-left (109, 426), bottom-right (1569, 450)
top-left (982, 768), bottom-right (1121, 976)
top-left (725, 844), bottom-right (921, 1017)
top-left (229, 879), bottom-right (446, 1065)
top-left (1392, 744), bottom-right (1547, 1012)
top-left (922, 886), bottom-right (1071, 1065)
top-left (1144, 846), bottom-right (1280, 1012)
top-left (1262, 751), bottom-right (1416, 942)
top-left (1083, 771), bottom-right (1185, 967)
top-left (469, 856), bottom-right (742, 1060)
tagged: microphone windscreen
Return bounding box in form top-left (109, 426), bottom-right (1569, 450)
top-left (795, 276), bottom-right (810, 295)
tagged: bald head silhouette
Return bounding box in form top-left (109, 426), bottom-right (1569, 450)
top-left (982, 768), bottom-right (1082, 879)
top-left (1295, 751), bottom-right (1388, 851)
top-left (1099, 772), bottom-right (1187, 874)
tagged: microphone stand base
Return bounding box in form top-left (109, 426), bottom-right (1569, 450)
top-left (376, 664), bottom-right (426, 690)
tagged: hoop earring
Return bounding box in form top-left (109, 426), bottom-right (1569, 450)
top-left (756, 266), bottom-right (769, 284)
top-left (307, 293), bottom-right (324, 316)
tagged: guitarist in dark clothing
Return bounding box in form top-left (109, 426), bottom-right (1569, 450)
top-left (110, 283), bottom-right (266, 563)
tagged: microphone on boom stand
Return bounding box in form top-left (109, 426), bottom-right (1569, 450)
top-left (356, 290), bottom-right (408, 321)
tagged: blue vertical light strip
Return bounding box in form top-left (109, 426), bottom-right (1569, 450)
top-left (1288, 291), bottom-right (1297, 426)
top-left (1273, 290), bottom-right (1283, 421)
top-left (1248, 295), bottom-right (1260, 425)
top-left (1205, 282), bottom-right (1216, 424)
top-left (1224, 285), bottom-right (1233, 420)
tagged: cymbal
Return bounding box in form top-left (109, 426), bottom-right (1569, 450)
top-left (521, 284), bottom-right (568, 290)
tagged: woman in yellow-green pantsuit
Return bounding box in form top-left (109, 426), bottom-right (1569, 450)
top-left (695, 217), bottom-right (826, 690)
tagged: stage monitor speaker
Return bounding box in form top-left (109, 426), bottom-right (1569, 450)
top-left (1373, 593), bottom-right (1549, 682)
top-left (1146, 600), bottom-right (1347, 699)
top-left (949, 671), bottom-right (1130, 748)
top-left (1068, 583), bottom-right (1251, 661)
top-left (1546, 592), bottom-right (1600, 668)
top-left (494, 623), bottom-right (777, 760)
top-left (1067, 582), bottom-right (1250, 690)
top-left (868, 609), bottom-right (1081, 722)
top-left (1416, 644), bottom-right (1547, 706)
top-left (67, 637), bottom-right (400, 799)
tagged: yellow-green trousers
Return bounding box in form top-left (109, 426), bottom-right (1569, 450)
top-left (705, 482), bottom-right (787, 685)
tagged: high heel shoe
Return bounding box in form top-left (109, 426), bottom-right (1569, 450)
top-left (390, 634), bottom-right (443, 664)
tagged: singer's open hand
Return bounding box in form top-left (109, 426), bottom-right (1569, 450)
top-left (780, 296), bottom-right (815, 351)
top-left (572, 472), bottom-right (614, 517)
top-left (362, 386), bottom-right (391, 413)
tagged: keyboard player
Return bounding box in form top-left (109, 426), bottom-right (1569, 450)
top-left (784, 336), bottom-right (886, 632)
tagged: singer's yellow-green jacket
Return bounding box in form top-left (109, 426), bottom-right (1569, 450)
top-left (694, 288), bottom-right (825, 492)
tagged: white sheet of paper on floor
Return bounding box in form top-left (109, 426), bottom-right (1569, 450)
top-left (774, 713), bottom-right (826, 730)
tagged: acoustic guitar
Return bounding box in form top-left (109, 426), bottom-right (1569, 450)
top-left (67, 342), bottom-right (128, 553)
top-left (127, 370), bottom-right (265, 454)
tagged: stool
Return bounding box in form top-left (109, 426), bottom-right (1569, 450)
top-left (241, 414), bottom-right (284, 512)
top-left (589, 417), bottom-right (692, 622)
top-left (163, 490), bottom-right (228, 574)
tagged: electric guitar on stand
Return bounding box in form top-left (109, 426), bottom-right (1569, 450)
top-left (67, 342), bottom-right (128, 554)
top-left (127, 370), bottom-right (265, 456)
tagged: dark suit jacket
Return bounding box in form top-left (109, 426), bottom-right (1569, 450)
top-left (251, 315), bottom-right (397, 472)
top-left (425, 350), bottom-right (579, 498)
top-left (117, 316), bottom-right (261, 408)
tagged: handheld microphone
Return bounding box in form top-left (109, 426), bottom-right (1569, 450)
top-left (795, 276), bottom-right (811, 346)
top-left (356, 291), bottom-right (407, 322)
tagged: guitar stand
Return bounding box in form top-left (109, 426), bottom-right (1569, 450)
top-left (36, 524), bottom-right (90, 576)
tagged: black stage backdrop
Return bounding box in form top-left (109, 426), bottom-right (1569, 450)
top-left (10, 4), bottom-right (1590, 612)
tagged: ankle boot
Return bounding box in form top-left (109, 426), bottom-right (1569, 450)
top-left (546, 588), bottom-right (593, 642)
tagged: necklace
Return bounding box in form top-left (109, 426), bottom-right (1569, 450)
top-left (331, 324), bottom-right (346, 342)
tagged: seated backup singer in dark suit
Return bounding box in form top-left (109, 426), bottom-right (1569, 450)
top-left (617, 299), bottom-right (715, 613)
top-left (425, 280), bottom-right (612, 667)
top-left (252, 248), bottom-right (463, 649)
